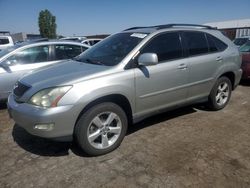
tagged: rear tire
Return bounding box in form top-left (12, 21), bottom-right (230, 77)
top-left (208, 76), bottom-right (232, 111)
top-left (74, 102), bottom-right (128, 156)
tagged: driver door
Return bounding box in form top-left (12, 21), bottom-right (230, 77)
top-left (135, 32), bottom-right (189, 116)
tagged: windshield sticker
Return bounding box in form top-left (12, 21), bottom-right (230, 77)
top-left (131, 33), bottom-right (147, 39)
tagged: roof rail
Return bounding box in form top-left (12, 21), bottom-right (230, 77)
top-left (26, 38), bottom-right (48, 42)
top-left (156, 24), bottom-right (216, 29)
top-left (124, 24), bottom-right (216, 31)
top-left (123, 26), bottom-right (151, 31)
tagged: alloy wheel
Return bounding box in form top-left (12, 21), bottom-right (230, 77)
top-left (87, 112), bottom-right (122, 149)
top-left (215, 82), bottom-right (229, 106)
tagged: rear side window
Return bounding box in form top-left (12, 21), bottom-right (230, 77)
top-left (0, 38), bottom-right (10, 45)
top-left (141, 32), bottom-right (183, 62)
top-left (184, 32), bottom-right (209, 56)
top-left (206, 34), bottom-right (227, 52)
top-left (54, 45), bottom-right (85, 60)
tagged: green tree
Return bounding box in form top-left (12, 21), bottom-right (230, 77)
top-left (38, 9), bottom-right (57, 39)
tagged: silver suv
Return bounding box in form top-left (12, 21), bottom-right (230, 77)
top-left (8, 24), bottom-right (242, 156)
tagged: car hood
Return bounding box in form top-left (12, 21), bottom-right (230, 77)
top-left (20, 60), bottom-right (111, 87)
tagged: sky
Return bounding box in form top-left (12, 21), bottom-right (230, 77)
top-left (0, 0), bottom-right (250, 36)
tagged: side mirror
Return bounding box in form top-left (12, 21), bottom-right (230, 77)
top-left (0, 61), bottom-right (11, 72)
top-left (138, 53), bottom-right (158, 66)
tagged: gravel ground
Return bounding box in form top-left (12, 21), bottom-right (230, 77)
top-left (0, 83), bottom-right (250, 188)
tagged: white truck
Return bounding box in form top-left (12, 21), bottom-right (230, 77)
top-left (0, 36), bottom-right (14, 50)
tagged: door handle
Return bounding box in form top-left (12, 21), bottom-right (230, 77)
top-left (178, 63), bottom-right (187, 70)
top-left (216, 57), bottom-right (223, 61)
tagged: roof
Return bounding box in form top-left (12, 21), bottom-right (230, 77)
top-left (205, 19), bottom-right (250, 29)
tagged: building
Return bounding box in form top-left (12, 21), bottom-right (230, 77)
top-left (0, 31), bottom-right (10, 35)
top-left (205, 19), bottom-right (250, 40)
top-left (11, 32), bottom-right (41, 43)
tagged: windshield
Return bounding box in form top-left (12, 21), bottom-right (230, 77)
top-left (74, 32), bottom-right (147, 66)
top-left (239, 41), bottom-right (250, 52)
top-left (234, 38), bottom-right (248, 46)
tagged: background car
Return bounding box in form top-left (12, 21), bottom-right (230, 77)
top-left (81, 38), bottom-right (102, 46)
top-left (239, 41), bottom-right (250, 80)
top-left (0, 40), bottom-right (89, 100)
top-left (233, 36), bottom-right (250, 47)
top-left (0, 36), bottom-right (14, 51)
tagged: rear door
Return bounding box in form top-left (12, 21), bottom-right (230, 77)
top-left (182, 31), bottom-right (227, 101)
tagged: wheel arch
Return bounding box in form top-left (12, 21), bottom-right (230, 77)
top-left (75, 94), bottom-right (133, 128)
top-left (219, 71), bottom-right (235, 90)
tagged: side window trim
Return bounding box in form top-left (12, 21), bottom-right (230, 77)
top-left (48, 45), bottom-right (53, 61)
top-left (50, 44), bottom-right (56, 61)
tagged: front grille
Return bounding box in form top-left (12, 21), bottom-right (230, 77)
top-left (13, 81), bottom-right (31, 97)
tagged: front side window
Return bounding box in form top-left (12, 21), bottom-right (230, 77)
top-left (54, 44), bottom-right (84, 60)
top-left (5, 45), bottom-right (49, 65)
top-left (184, 31), bottom-right (209, 56)
top-left (141, 32), bottom-right (183, 62)
top-left (75, 33), bottom-right (146, 66)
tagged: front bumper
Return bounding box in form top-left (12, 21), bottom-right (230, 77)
top-left (7, 94), bottom-right (77, 141)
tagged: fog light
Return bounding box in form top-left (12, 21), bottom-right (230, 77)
top-left (34, 123), bottom-right (54, 131)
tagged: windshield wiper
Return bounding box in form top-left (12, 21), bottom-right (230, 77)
top-left (83, 58), bottom-right (105, 65)
top-left (72, 57), bottom-right (104, 65)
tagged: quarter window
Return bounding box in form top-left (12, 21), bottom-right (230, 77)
top-left (141, 32), bottom-right (183, 62)
top-left (54, 45), bottom-right (85, 60)
top-left (6, 45), bottom-right (49, 65)
top-left (184, 32), bottom-right (209, 56)
top-left (207, 34), bottom-right (227, 51)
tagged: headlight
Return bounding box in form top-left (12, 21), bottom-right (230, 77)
top-left (29, 86), bottom-right (72, 108)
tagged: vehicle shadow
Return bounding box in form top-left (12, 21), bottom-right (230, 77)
top-left (12, 125), bottom-right (73, 157)
top-left (0, 102), bottom-right (7, 110)
top-left (127, 106), bottom-right (197, 135)
top-left (12, 105), bottom-right (198, 157)
top-left (240, 80), bottom-right (250, 87)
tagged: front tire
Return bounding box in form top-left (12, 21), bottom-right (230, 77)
top-left (74, 102), bottom-right (128, 156)
top-left (208, 76), bottom-right (232, 111)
